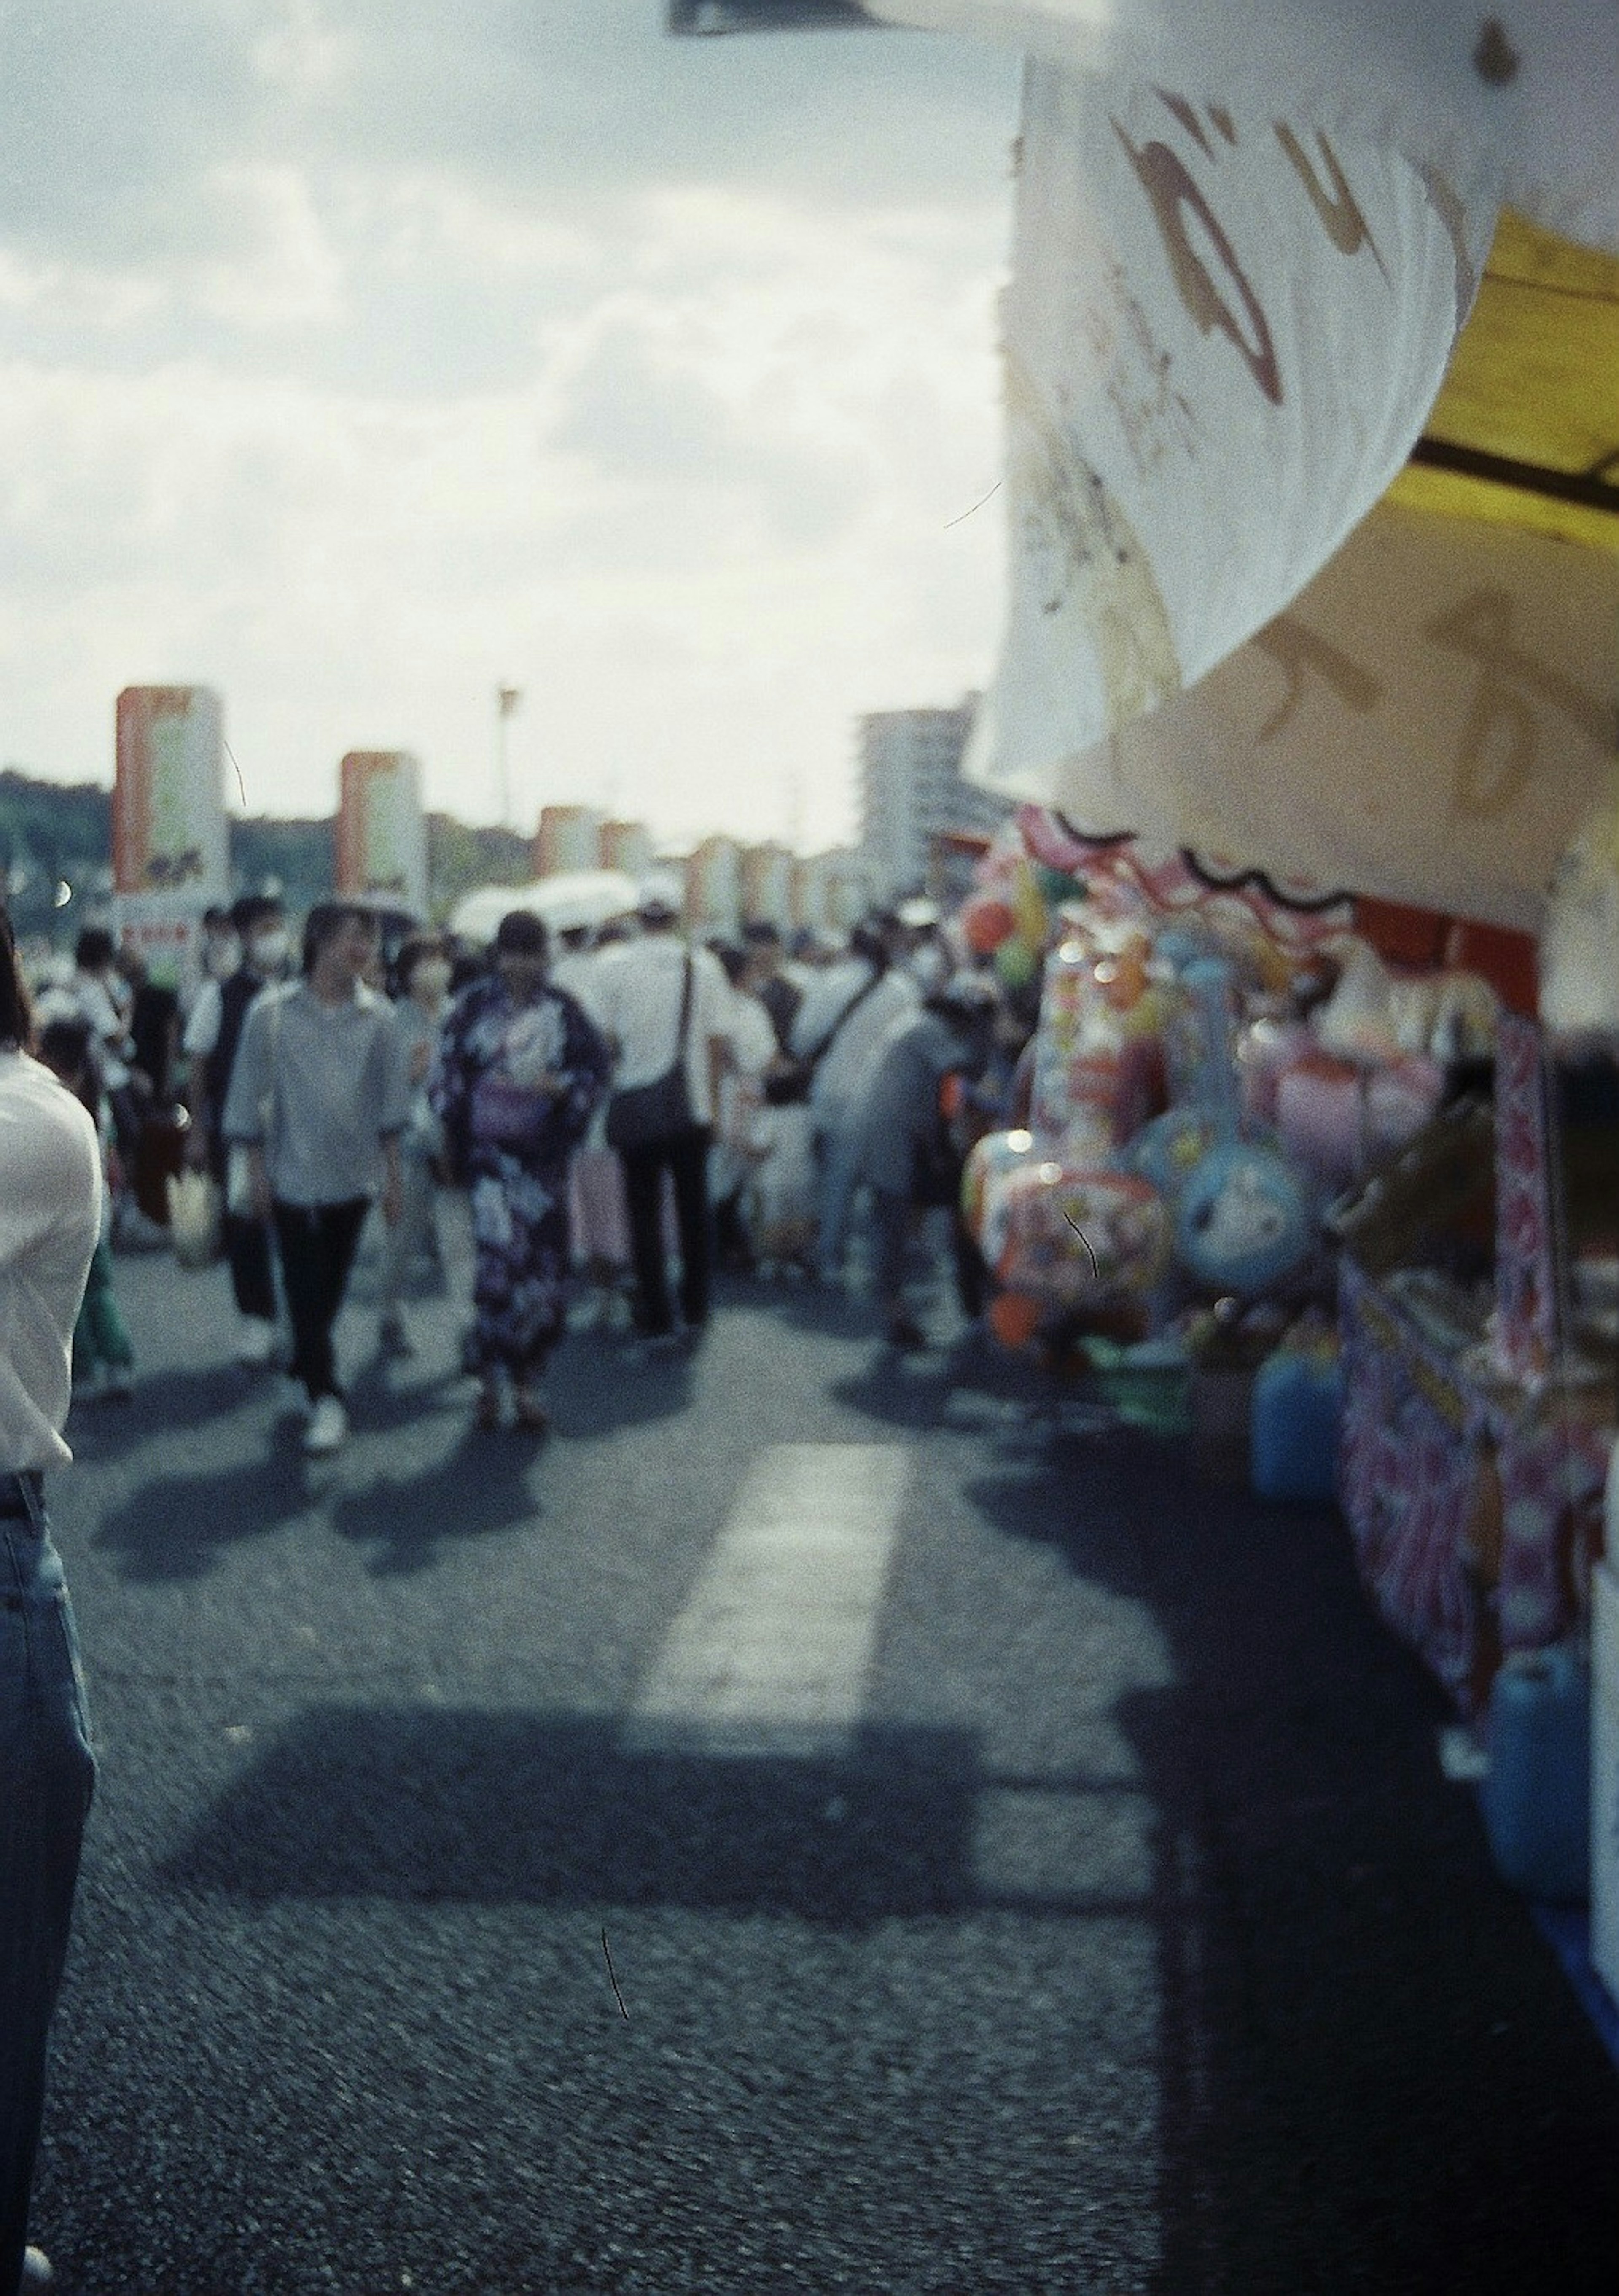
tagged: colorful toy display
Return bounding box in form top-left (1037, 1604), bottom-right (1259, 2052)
top-left (990, 1159), bottom-right (1171, 1309)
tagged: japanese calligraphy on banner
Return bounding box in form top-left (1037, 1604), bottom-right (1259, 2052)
top-left (336, 751), bottom-right (428, 916)
top-left (869, 0), bottom-right (1619, 255)
top-left (960, 64), bottom-right (1495, 789)
top-left (1045, 499), bottom-right (1619, 931)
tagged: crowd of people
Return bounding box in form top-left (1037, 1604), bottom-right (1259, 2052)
top-left (0, 872), bottom-right (1042, 2291)
top-left (14, 874), bottom-right (1038, 1457)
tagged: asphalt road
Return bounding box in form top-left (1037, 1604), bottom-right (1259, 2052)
top-left (28, 1214), bottom-right (1619, 2295)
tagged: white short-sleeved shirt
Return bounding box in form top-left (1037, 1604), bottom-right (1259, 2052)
top-left (589, 935), bottom-right (732, 1127)
top-left (181, 975), bottom-right (224, 1061)
top-left (0, 1051), bottom-right (102, 1470)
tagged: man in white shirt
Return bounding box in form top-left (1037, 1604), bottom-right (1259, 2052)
top-left (1, 904), bottom-right (102, 2296)
top-left (589, 876), bottom-right (730, 1343)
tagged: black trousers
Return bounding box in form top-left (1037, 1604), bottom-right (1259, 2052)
top-left (619, 1127), bottom-right (713, 1338)
top-left (271, 1198), bottom-right (369, 1402)
top-left (205, 1136), bottom-right (276, 1322)
top-left (224, 1213), bottom-right (277, 1323)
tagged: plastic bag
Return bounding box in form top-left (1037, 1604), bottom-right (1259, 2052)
top-left (166, 1169), bottom-right (222, 1270)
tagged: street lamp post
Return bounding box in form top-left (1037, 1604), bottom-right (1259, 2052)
top-left (495, 684), bottom-right (523, 831)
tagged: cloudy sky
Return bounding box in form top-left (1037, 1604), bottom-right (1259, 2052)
top-left (0, 1), bottom-right (1019, 851)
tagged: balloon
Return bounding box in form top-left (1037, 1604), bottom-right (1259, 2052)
top-left (961, 894), bottom-right (1016, 956)
top-left (1128, 1106), bottom-right (1218, 1198)
top-left (995, 1161), bottom-right (1172, 1305)
top-left (1012, 862), bottom-right (1049, 950)
top-left (1174, 1142), bottom-right (1313, 1296)
top-left (994, 936), bottom-right (1039, 991)
top-left (988, 1290), bottom-right (1045, 1351)
top-left (1038, 865), bottom-right (1078, 904)
top-left (963, 1128), bottom-right (1038, 1264)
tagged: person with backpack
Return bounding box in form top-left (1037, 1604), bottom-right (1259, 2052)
top-left (589, 875), bottom-right (731, 1348)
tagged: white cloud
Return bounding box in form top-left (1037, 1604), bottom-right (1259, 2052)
top-left (0, 2), bottom-right (1017, 854)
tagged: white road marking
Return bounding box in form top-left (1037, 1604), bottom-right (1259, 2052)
top-left (622, 1443), bottom-right (909, 1760)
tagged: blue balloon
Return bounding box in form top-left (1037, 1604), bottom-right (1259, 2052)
top-left (1174, 1141), bottom-right (1312, 1295)
top-left (1127, 1107), bottom-right (1218, 1198)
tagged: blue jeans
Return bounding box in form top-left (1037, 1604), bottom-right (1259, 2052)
top-left (1, 1480), bottom-right (95, 2295)
top-left (815, 1120), bottom-right (864, 1281)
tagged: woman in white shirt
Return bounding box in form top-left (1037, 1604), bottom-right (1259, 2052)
top-left (0, 903), bottom-right (103, 2296)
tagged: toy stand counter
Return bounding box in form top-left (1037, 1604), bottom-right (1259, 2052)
top-left (1337, 1014), bottom-right (1618, 1717)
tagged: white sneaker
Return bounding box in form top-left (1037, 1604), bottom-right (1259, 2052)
top-left (303, 1396), bottom-right (348, 1455)
top-left (22, 2246), bottom-right (54, 2290)
top-left (235, 1316), bottom-right (277, 1367)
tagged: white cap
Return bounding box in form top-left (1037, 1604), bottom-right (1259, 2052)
top-left (636, 869), bottom-right (684, 918)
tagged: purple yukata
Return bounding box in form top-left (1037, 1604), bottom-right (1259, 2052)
top-left (432, 977), bottom-right (612, 1380)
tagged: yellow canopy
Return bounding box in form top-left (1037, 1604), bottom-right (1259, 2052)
top-left (1389, 210), bottom-right (1619, 558)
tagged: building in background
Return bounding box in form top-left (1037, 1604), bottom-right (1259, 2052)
top-left (740, 842), bottom-right (794, 929)
top-left (336, 750), bottom-right (429, 918)
top-left (858, 694), bottom-right (1010, 899)
top-left (535, 805), bottom-right (605, 877)
top-left (600, 818), bottom-right (655, 880)
top-left (793, 848), bottom-right (867, 939)
top-left (683, 835), bottom-right (742, 935)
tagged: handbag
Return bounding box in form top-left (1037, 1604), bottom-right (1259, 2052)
top-left (470, 1068), bottom-right (554, 1155)
top-left (606, 955), bottom-right (695, 1152)
top-left (166, 1168), bottom-right (222, 1268)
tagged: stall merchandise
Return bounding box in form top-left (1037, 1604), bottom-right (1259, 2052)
top-left (1337, 1016), bottom-right (1617, 1716)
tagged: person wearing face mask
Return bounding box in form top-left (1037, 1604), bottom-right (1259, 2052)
top-left (181, 894), bottom-right (291, 1367)
top-left (197, 907), bottom-right (240, 985)
top-left (377, 937), bottom-right (455, 1357)
top-left (431, 912), bottom-right (612, 1431)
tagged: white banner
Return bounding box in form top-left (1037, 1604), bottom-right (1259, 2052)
top-left (336, 751), bottom-right (428, 916)
top-left (870, 0), bottom-right (1619, 254)
top-left (112, 686), bottom-right (229, 902)
top-left (1050, 499), bottom-right (1619, 931)
top-left (963, 64), bottom-right (1495, 792)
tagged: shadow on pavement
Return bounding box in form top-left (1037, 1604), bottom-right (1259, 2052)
top-left (327, 1425), bottom-right (543, 1577)
top-left (160, 1714), bottom-right (984, 1922)
top-left (968, 1428), bottom-right (1619, 2296)
top-left (551, 1333), bottom-right (700, 1438)
top-left (156, 1711), bottom-right (1165, 1932)
top-left (91, 1450), bottom-right (312, 1583)
top-left (67, 1359), bottom-right (266, 1451)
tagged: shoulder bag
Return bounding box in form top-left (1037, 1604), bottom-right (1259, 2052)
top-left (605, 955), bottom-right (695, 1152)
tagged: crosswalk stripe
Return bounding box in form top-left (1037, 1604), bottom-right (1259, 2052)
top-left (621, 1442), bottom-right (909, 1759)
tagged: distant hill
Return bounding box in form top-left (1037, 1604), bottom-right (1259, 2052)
top-left (0, 768), bottom-right (533, 938)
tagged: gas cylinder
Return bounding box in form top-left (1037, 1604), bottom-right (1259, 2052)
top-left (1482, 1646), bottom-right (1591, 1902)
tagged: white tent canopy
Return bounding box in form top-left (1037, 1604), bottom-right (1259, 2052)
top-left (448, 870), bottom-right (639, 945)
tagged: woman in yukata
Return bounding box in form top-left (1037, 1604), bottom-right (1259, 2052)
top-left (432, 910), bottom-right (612, 1433)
